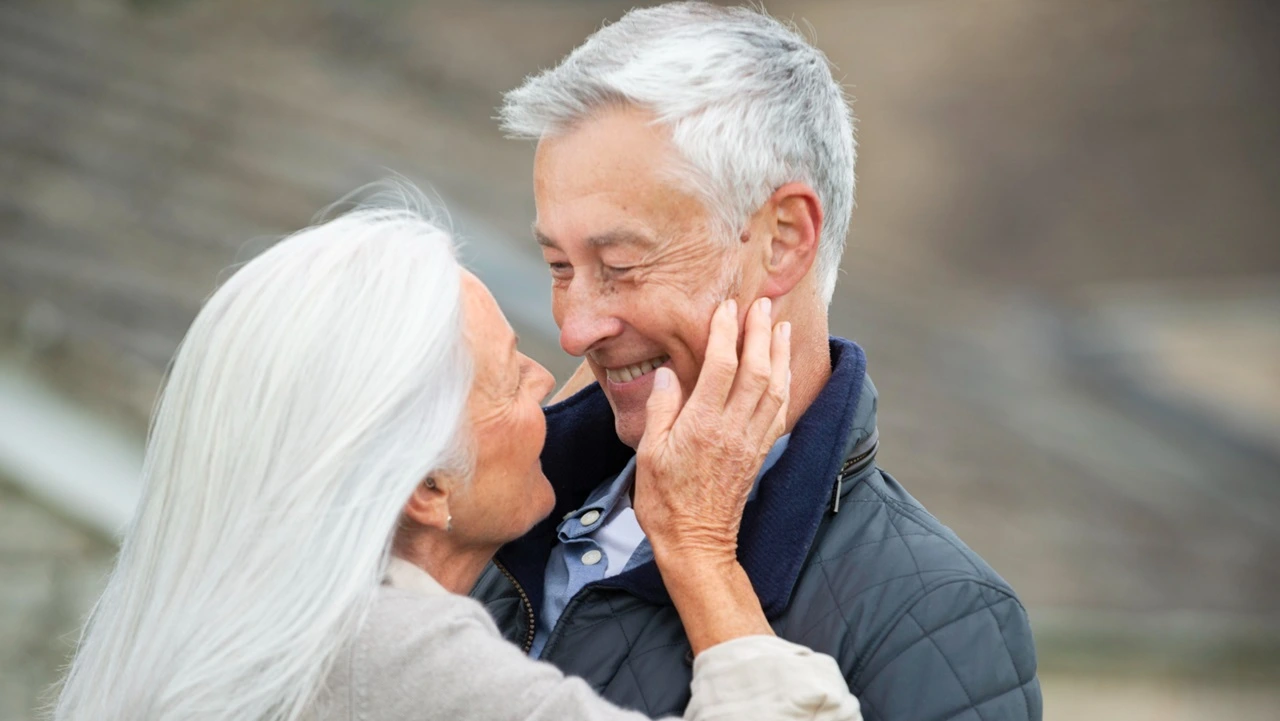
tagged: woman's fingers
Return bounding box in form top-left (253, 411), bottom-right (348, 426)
top-left (640, 367), bottom-right (683, 455)
top-left (685, 299), bottom-right (740, 412)
top-left (633, 298), bottom-right (791, 562)
top-left (724, 297), bottom-right (776, 419)
top-left (749, 320), bottom-right (791, 445)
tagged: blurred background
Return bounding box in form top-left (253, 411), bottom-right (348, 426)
top-left (1, 0), bottom-right (1277, 718)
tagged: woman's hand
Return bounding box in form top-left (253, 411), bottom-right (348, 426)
top-left (633, 296), bottom-right (791, 567)
top-left (632, 296), bottom-right (790, 655)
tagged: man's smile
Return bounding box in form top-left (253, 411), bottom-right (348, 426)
top-left (602, 354), bottom-right (670, 384)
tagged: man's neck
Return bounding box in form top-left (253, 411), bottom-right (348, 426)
top-left (782, 307), bottom-right (832, 433)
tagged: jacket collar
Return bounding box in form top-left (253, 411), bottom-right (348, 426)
top-left (495, 337), bottom-right (871, 619)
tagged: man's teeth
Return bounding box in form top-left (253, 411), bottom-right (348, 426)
top-left (606, 355), bottom-right (670, 384)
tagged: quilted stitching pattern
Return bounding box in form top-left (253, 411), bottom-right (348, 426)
top-left (810, 473), bottom-right (1040, 721)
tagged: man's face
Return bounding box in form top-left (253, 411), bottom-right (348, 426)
top-left (533, 106), bottom-right (747, 448)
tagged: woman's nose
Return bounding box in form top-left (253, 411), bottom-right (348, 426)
top-left (533, 362), bottom-right (556, 396)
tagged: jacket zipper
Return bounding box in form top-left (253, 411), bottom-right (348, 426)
top-left (538, 588), bottom-right (594, 661)
top-left (832, 441), bottom-right (877, 514)
top-left (492, 558), bottom-right (537, 655)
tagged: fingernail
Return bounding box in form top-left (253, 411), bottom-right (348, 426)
top-left (781, 321), bottom-right (792, 340)
top-left (759, 297), bottom-right (771, 315)
top-left (726, 299), bottom-right (737, 316)
top-left (654, 367), bottom-right (671, 389)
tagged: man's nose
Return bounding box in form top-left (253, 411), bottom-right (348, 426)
top-left (556, 291), bottom-right (624, 357)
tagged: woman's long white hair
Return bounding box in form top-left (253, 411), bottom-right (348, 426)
top-left (52, 189), bottom-right (473, 721)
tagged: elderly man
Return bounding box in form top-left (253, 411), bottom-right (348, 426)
top-left (473, 4), bottom-right (1042, 720)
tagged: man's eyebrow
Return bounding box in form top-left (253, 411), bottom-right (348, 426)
top-left (533, 227), bottom-right (656, 250)
top-left (534, 228), bottom-right (559, 249)
top-left (585, 230), bottom-right (656, 250)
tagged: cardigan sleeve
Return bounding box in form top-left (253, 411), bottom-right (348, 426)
top-left (688, 635), bottom-right (863, 721)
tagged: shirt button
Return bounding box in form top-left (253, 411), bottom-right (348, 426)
top-left (581, 549), bottom-right (603, 566)
top-left (580, 510), bottom-right (602, 526)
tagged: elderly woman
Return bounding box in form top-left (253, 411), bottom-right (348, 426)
top-left (51, 198), bottom-right (862, 721)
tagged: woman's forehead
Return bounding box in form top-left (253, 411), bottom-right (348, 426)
top-left (461, 275), bottom-right (517, 372)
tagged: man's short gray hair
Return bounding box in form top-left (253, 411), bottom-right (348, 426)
top-left (501, 2), bottom-right (857, 303)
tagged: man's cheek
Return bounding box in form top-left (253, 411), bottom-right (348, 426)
top-left (675, 359), bottom-right (701, 397)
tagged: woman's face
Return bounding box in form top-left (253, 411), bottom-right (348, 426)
top-left (445, 272), bottom-right (557, 546)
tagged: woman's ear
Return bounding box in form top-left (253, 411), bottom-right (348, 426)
top-left (403, 476), bottom-right (453, 532)
top-left (756, 182), bottom-right (823, 298)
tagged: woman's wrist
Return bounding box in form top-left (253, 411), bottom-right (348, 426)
top-left (647, 522), bottom-right (741, 566)
top-left (656, 551), bottom-right (774, 655)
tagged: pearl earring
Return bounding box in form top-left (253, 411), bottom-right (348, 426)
top-left (446, 515), bottom-right (453, 532)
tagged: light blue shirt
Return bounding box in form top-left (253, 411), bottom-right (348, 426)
top-left (530, 435), bottom-right (791, 658)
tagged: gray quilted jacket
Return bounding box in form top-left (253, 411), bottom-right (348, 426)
top-left (473, 338), bottom-right (1042, 721)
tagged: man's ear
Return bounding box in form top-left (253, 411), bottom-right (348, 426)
top-left (754, 182), bottom-right (823, 298)
top-left (403, 476), bottom-right (453, 532)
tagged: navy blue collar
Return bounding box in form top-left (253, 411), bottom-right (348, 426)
top-left (495, 337), bottom-right (868, 619)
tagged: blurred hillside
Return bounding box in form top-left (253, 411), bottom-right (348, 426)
top-left (1, 1), bottom-right (1278, 719)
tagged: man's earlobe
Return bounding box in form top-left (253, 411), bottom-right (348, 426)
top-left (761, 183), bottom-right (823, 298)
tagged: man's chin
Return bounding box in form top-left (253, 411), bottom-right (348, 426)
top-left (613, 413), bottom-right (645, 450)
top-left (599, 386), bottom-right (649, 449)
